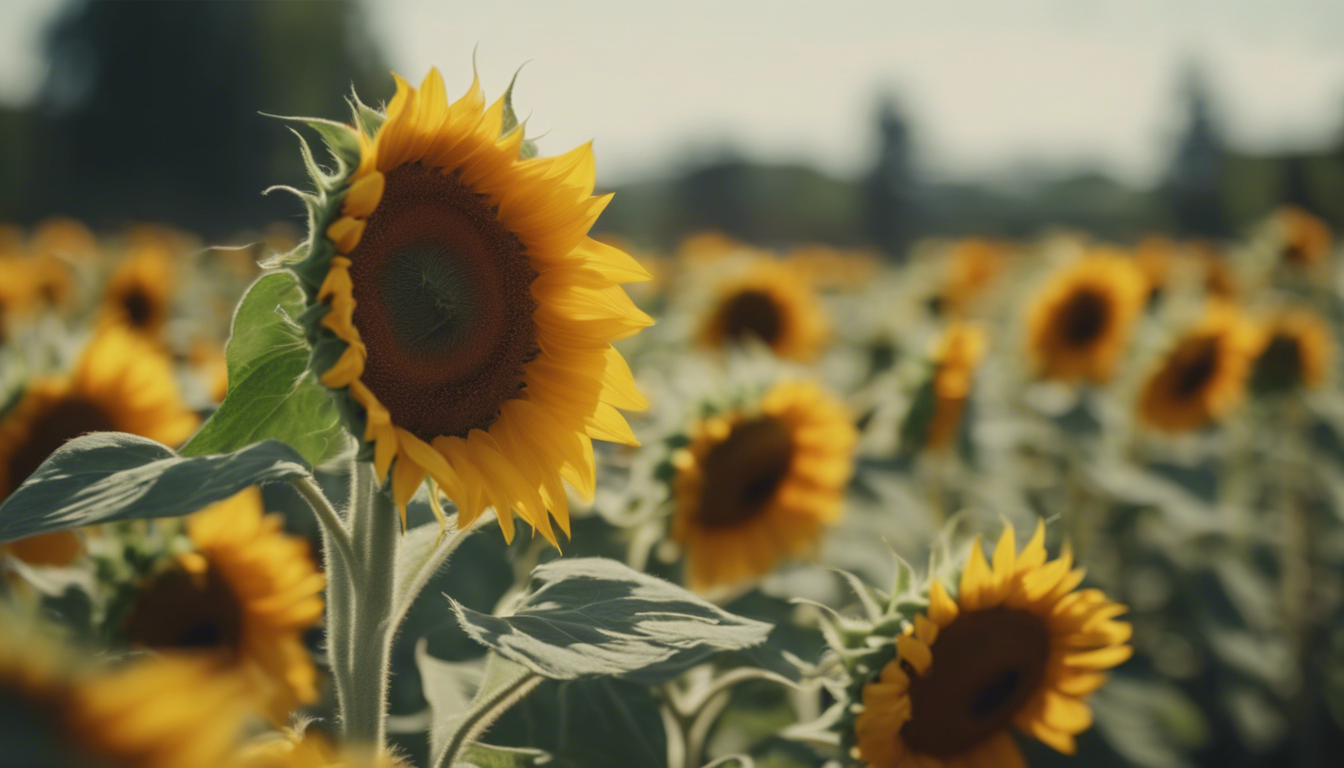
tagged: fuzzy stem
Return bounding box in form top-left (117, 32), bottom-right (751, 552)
top-left (338, 462), bottom-right (400, 748)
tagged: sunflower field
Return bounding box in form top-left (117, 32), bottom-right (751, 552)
top-left (2, 58), bottom-right (1344, 768)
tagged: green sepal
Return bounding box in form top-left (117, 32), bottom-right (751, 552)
top-left (500, 69), bottom-right (539, 160)
top-left (349, 88), bottom-right (386, 139)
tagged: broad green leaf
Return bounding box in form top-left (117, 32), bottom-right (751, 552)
top-left (0, 433), bottom-right (311, 542)
top-left (449, 557), bottom-right (772, 684)
top-left (182, 272), bottom-right (347, 465)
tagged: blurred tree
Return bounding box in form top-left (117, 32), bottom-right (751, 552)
top-left (3, 0), bottom-right (390, 237)
top-left (864, 95), bottom-right (918, 259)
top-left (1167, 65), bottom-right (1228, 238)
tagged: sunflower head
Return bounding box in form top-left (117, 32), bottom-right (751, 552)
top-left (852, 522), bottom-right (1132, 768)
top-left (1025, 251), bottom-right (1146, 384)
top-left (924, 323), bottom-right (987, 453)
top-left (1249, 309), bottom-right (1332, 395)
top-left (123, 488), bottom-right (324, 722)
top-left (1134, 235), bottom-right (1174, 300)
top-left (0, 328), bottom-right (198, 501)
top-left (698, 260), bottom-right (828, 361)
top-left (282, 68), bottom-right (651, 544)
top-left (101, 244), bottom-right (177, 339)
top-left (670, 381), bottom-right (855, 593)
top-left (1274, 205), bottom-right (1332, 267)
top-left (1138, 303), bottom-right (1260, 433)
top-left (31, 217), bottom-right (98, 264)
top-left (1, 614), bottom-right (250, 768)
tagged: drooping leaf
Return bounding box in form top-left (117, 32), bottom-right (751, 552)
top-left (449, 557), bottom-right (772, 684)
top-left (181, 272), bottom-right (347, 465)
top-left (433, 653), bottom-right (542, 768)
top-left (0, 433), bottom-right (311, 542)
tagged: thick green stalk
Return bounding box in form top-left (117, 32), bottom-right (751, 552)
top-left (339, 461), bottom-right (400, 747)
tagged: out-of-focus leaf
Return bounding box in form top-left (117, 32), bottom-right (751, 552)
top-left (0, 434), bottom-right (310, 542)
top-left (1092, 676), bottom-right (1207, 768)
top-left (449, 557), bottom-right (772, 684)
top-left (181, 272), bottom-right (347, 465)
top-left (455, 743), bottom-right (550, 768)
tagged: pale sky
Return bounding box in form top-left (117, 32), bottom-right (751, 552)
top-left (3, 0), bottom-right (1344, 188)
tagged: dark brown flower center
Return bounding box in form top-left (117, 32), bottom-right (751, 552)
top-left (720, 290), bottom-right (784, 346)
top-left (121, 288), bottom-right (155, 329)
top-left (696, 416), bottom-right (794, 529)
top-left (125, 562), bottom-right (245, 654)
top-left (901, 607), bottom-right (1051, 757)
top-left (345, 162), bottom-right (539, 442)
top-left (1168, 337), bottom-right (1220, 400)
top-left (1058, 289), bottom-right (1110, 347)
top-left (3, 397), bottom-right (118, 500)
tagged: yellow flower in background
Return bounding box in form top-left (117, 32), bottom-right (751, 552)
top-left (1137, 303), bottom-right (1259, 433)
top-left (698, 260), bottom-right (828, 361)
top-left (124, 488), bottom-right (324, 722)
top-left (0, 617), bottom-right (250, 768)
top-left (672, 381), bottom-right (856, 592)
top-left (786, 244), bottom-right (881, 291)
top-left (3, 529), bottom-right (83, 567)
top-left (678, 231), bottom-right (756, 264)
top-left (1274, 205), bottom-right (1332, 267)
top-left (939, 238), bottom-right (1005, 316)
top-left (1188, 240), bottom-right (1237, 300)
top-left (855, 522), bottom-right (1131, 768)
top-left (101, 244), bottom-right (177, 339)
top-left (1249, 309), bottom-right (1333, 395)
top-left (926, 323), bottom-right (987, 453)
top-left (1026, 251), bottom-right (1146, 384)
top-left (31, 216), bottom-right (99, 264)
top-left (0, 254), bottom-right (33, 340)
top-left (305, 69), bottom-right (651, 545)
top-left (0, 328), bottom-right (199, 500)
top-left (1133, 235), bottom-right (1174, 299)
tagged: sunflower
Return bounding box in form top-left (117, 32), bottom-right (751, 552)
top-left (1249, 309), bottom-right (1332, 395)
top-left (1137, 303), bottom-right (1259, 433)
top-left (671, 381), bottom-right (856, 592)
top-left (0, 254), bottom-right (31, 340)
top-left (698, 260), bottom-right (828, 361)
top-left (925, 323), bottom-right (987, 452)
top-left (854, 522), bottom-right (1132, 767)
top-left (939, 239), bottom-right (1005, 317)
top-left (0, 616), bottom-right (250, 768)
top-left (101, 243), bottom-right (177, 339)
top-left (1025, 251), bottom-right (1146, 384)
top-left (1188, 240), bottom-right (1237, 299)
top-left (1274, 206), bottom-right (1332, 267)
top-left (0, 328), bottom-right (199, 501)
top-left (124, 487), bottom-right (324, 722)
top-left (293, 69), bottom-right (651, 544)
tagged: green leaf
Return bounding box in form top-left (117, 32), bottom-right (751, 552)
top-left (182, 272), bottom-right (348, 465)
top-left (449, 557), bottom-right (772, 684)
top-left (0, 434), bottom-right (311, 542)
top-left (455, 743), bottom-right (550, 768)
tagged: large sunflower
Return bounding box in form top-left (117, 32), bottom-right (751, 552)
top-left (124, 487), bottom-right (324, 722)
top-left (100, 244), bottom-right (177, 340)
top-left (671, 381), bottom-right (856, 592)
top-left (698, 260), bottom-right (828, 361)
top-left (0, 328), bottom-right (199, 501)
top-left (1249, 309), bottom-right (1332, 395)
top-left (1025, 251), bottom-right (1146, 384)
top-left (296, 70), bottom-right (651, 544)
top-left (925, 323), bottom-right (986, 453)
top-left (854, 522), bottom-right (1132, 767)
top-left (1138, 303), bottom-right (1259, 433)
top-left (0, 616), bottom-right (250, 768)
